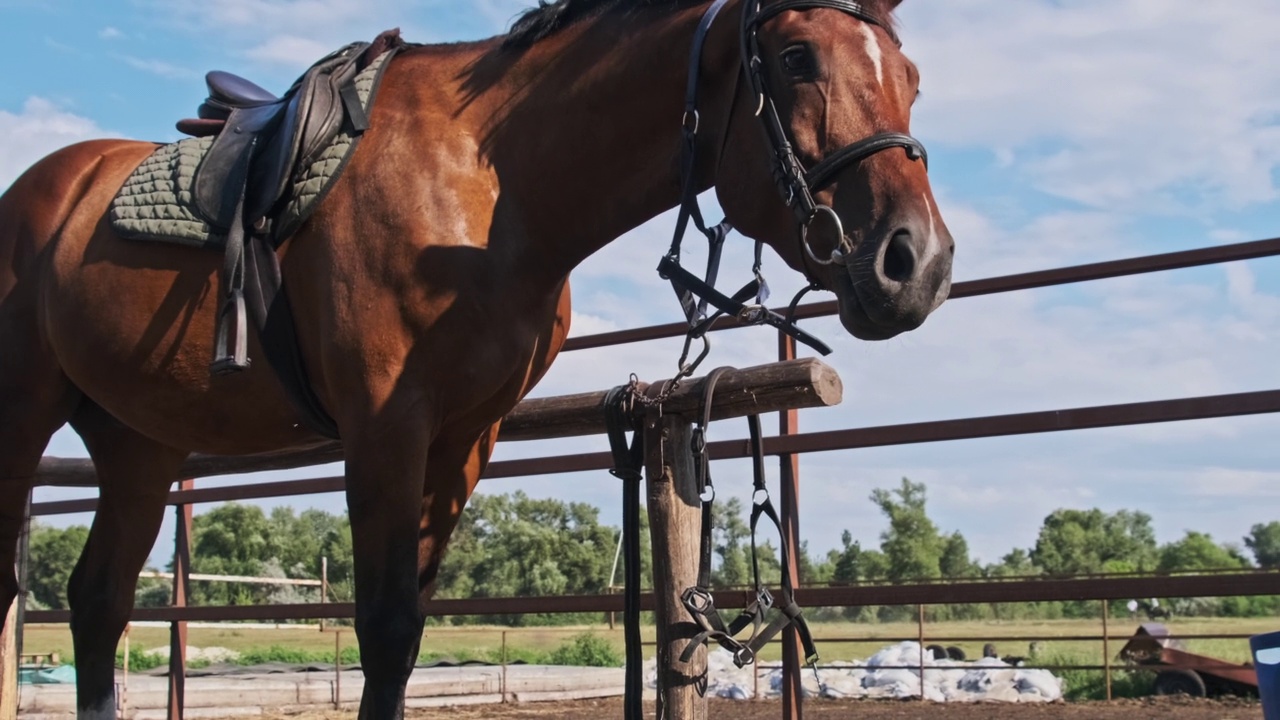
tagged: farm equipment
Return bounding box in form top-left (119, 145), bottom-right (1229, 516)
top-left (1119, 623), bottom-right (1258, 697)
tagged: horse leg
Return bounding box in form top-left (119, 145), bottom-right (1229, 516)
top-left (0, 357), bottom-right (81, 632)
top-left (345, 418), bottom-right (434, 720)
top-left (66, 402), bottom-right (187, 720)
top-left (416, 425), bottom-right (500, 607)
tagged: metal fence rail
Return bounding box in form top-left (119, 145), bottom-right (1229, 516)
top-left (23, 234), bottom-right (1280, 719)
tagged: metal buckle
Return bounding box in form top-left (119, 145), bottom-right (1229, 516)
top-left (682, 109), bottom-right (700, 134)
top-left (755, 587), bottom-right (774, 612)
top-left (737, 304), bottom-right (767, 324)
top-left (690, 427), bottom-right (707, 455)
top-left (682, 586), bottom-right (716, 614)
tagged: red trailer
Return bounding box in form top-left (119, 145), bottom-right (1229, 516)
top-left (1119, 622), bottom-right (1258, 697)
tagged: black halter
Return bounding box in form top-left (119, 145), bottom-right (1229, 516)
top-left (659, 0), bottom-right (930, 378)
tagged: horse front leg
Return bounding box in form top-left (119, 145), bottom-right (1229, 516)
top-left (345, 414), bottom-right (434, 720)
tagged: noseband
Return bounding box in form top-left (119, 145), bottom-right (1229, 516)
top-left (740, 0), bottom-right (929, 266)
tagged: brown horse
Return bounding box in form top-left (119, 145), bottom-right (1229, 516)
top-left (0, 0), bottom-right (952, 717)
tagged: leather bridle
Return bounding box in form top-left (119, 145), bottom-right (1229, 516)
top-left (658, 0), bottom-right (930, 386)
top-left (739, 0), bottom-right (929, 268)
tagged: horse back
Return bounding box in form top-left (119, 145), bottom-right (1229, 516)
top-left (0, 139), bottom-right (156, 292)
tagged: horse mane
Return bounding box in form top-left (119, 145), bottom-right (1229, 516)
top-left (502, 0), bottom-right (690, 49)
top-left (501, 0), bottom-right (900, 51)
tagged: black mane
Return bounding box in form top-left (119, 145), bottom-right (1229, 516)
top-left (500, 0), bottom-right (900, 50)
top-left (502, 0), bottom-right (693, 50)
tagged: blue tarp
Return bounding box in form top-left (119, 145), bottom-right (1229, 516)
top-left (18, 664), bottom-right (76, 685)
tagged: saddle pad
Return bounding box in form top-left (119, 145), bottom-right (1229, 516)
top-left (109, 48), bottom-right (396, 250)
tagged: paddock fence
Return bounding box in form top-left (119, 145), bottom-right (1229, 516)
top-left (20, 235), bottom-right (1280, 719)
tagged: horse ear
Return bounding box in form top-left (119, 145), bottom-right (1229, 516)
top-left (883, 0), bottom-right (905, 8)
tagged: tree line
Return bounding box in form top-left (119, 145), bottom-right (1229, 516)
top-left (24, 479), bottom-right (1280, 623)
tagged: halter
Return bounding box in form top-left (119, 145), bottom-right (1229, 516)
top-left (659, 0), bottom-right (930, 386)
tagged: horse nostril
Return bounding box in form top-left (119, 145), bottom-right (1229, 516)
top-left (882, 231), bottom-right (917, 283)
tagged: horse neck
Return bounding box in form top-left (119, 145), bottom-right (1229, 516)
top-left (471, 2), bottom-right (739, 282)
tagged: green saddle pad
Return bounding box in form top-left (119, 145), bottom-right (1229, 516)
top-left (109, 47), bottom-right (395, 249)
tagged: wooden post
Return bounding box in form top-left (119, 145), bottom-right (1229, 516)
top-left (1, 600), bottom-right (15, 720)
top-left (917, 604), bottom-right (926, 700)
top-left (320, 556), bottom-right (328, 632)
top-left (778, 332), bottom-right (804, 720)
top-left (1102, 599), bottom-right (1112, 700)
top-left (1, 495), bottom-right (28, 720)
top-left (168, 480), bottom-right (194, 720)
top-left (645, 412), bottom-right (707, 720)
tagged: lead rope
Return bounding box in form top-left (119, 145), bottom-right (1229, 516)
top-left (605, 386), bottom-right (645, 720)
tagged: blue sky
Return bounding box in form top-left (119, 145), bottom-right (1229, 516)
top-left (5, 0), bottom-right (1280, 570)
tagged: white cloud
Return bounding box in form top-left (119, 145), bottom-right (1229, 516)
top-left (138, 0), bottom-right (440, 74)
top-left (900, 0), bottom-right (1280, 214)
top-left (243, 34), bottom-right (335, 68)
top-left (99, 26), bottom-right (124, 40)
top-left (116, 54), bottom-right (197, 80)
top-left (0, 98), bottom-right (120, 190)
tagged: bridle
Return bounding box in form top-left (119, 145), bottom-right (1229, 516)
top-left (658, 0), bottom-right (930, 389)
top-left (617, 4), bottom-right (932, 718)
top-left (740, 0), bottom-right (929, 268)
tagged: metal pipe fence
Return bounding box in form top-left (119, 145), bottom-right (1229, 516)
top-left (22, 235), bottom-right (1280, 719)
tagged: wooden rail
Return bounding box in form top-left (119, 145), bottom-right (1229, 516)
top-left (33, 358), bottom-right (841, 488)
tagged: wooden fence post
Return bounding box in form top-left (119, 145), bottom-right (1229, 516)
top-left (645, 411), bottom-right (707, 720)
top-left (1, 600), bottom-right (15, 720)
top-left (168, 480), bottom-right (193, 720)
top-left (778, 332), bottom-right (804, 718)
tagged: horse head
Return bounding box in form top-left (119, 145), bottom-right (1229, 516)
top-left (713, 0), bottom-right (953, 340)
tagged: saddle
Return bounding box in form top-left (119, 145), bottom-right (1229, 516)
top-left (173, 29), bottom-right (402, 379)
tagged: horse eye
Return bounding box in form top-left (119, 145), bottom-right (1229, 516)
top-left (780, 46), bottom-right (815, 77)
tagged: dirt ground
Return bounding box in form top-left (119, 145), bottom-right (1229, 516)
top-left (261, 696), bottom-right (1264, 720)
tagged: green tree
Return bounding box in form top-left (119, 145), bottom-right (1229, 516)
top-left (1030, 509), bottom-right (1157, 576)
top-left (709, 497), bottom-right (781, 589)
top-left (1158, 531), bottom-right (1251, 572)
top-left (435, 492), bottom-right (621, 624)
top-left (188, 503), bottom-right (272, 604)
top-left (986, 548), bottom-right (1038, 578)
top-left (871, 478), bottom-right (943, 581)
top-left (27, 523), bottom-right (90, 609)
top-left (940, 531), bottom-right (975, 578)
top-left (1245, 522), bottom-right (1280, 568)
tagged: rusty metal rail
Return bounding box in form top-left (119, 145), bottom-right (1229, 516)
top-left (31, 386), bottom-right (1280, 517)
top-left (563, 236), bottom-right (1280, 350)
top-left (23, 570), bottom-right (1278, 624)
top-left (23, 235), bottom-right (1280, 720)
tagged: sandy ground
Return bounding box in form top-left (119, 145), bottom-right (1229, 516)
top-left (257, 696), bottom-right (1264, 720)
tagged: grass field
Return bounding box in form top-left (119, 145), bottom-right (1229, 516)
top-left (22, 616), bottom-right (1271, 666)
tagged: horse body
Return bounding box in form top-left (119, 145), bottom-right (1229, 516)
top-left (0, 1), bottom-right (953, 718)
